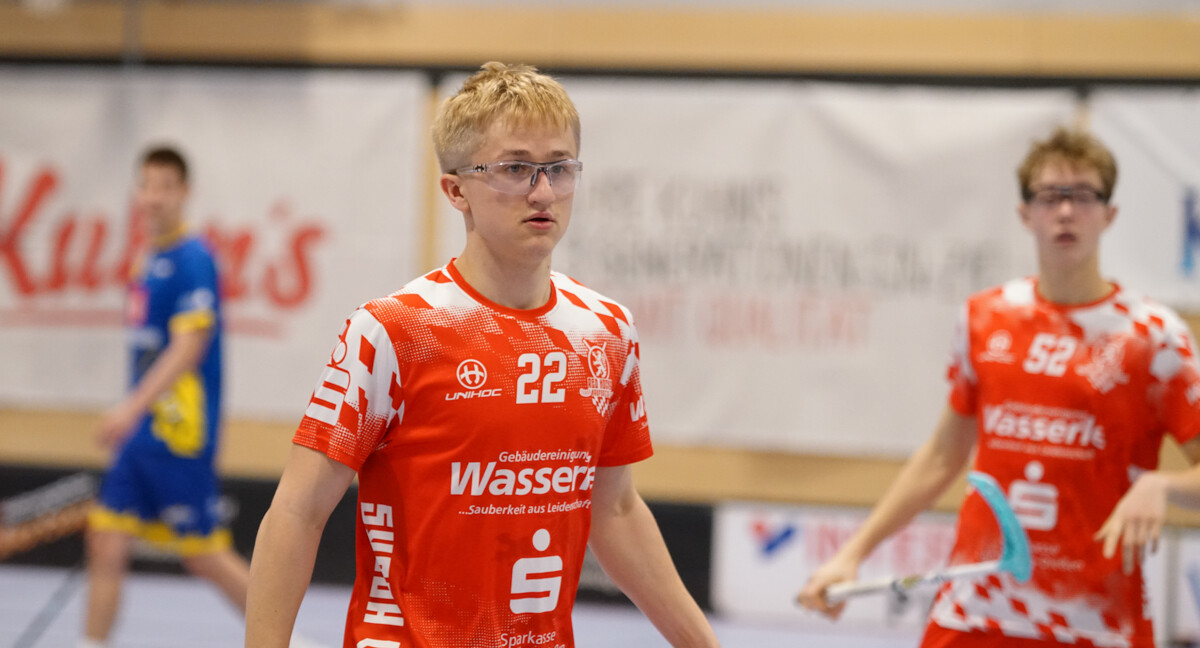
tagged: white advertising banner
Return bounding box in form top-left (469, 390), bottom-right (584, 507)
top-left (712, 500), bottom-right (1170, 643)
top-left (437, 77), bottom-right (1076, 455)
top-left (1090, 89), bottom-right (1200, 310)
top-left (0, 67), bottom-right (427, 418)
top-left (1172, 529), bottom-right (1200, 644)
top-left (713, 500), bottom-right (956, 634)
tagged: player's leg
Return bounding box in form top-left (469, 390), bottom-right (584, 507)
top-left (157, 455), bottom-right (250, 612)
top-left (83, 447), bottom-right (145, 645)
top-left (182, 548), bottom-right (251, 613)
top-left (82, 527), bottom-right (132, 643)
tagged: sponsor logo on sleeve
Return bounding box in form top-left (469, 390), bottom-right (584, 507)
top-left (305, 318), bottom-right (353, 425)
top-left (360, 502), bottom-right (405, 629)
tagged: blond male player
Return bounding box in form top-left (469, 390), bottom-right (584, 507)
top-left (799, 128), bottom-right (1200, 647)
top-left (245, 62), bottom-right (720, 648)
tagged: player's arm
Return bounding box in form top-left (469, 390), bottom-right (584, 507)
top-left (97, 317), bottom-right (212, 447)
top-left (797, 406), bottom-right (976, 618)
top-left (246, 444), bottom-right (356, 648)
top-left (1095, 435), bottom-right (1200, 574)
top-left (588, 465), bottom-right (720, 648)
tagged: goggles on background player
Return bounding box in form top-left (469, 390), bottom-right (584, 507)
top-left (1026, 185), bottom-right (1109, 209)
top-left (452, 159), bottom-right (583, 197)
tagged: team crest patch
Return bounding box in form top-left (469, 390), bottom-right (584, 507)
top-left (579, 340), bottom-right (614, 415)
top-left (1076, 336), bottom-right (1130, 394)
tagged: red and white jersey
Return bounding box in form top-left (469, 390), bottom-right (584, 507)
top-left (927, 277), bottom-right (1200, 648)
top-left (294, 260), bottom-right (653, 648)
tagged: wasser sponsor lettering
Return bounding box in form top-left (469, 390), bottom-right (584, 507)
top-left (450, 462), bottom-right (596, 496)
top-left (982, 404), bottom-right (1106, 449)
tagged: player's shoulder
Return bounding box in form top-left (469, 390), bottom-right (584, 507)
top-left (1111, 285), bottom-right (1193, 340)
top-left (963, 277), bottom-right (1035, 312)
top-left (177, 234), bottom-right (216, 259)
top-left (550, 271), bottom-right (636, 329)
top-left (353, 265), bottom-right (468, 326)
top-left (165, 235), bottom-right (218, 274)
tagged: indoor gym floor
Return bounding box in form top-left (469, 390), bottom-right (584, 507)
top-left (0, 563), bottom-right (920, 648)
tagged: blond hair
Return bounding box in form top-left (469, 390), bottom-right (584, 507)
top-left (1017, 126), bottom-right (1117, 201)
top-left (432, 62), bottom-right (581, 171)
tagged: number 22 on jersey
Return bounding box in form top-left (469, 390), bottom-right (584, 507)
top-left (516, 351), bottom-right (568, 404)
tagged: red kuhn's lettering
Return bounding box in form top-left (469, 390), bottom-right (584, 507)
top-left (1, 160), bottom-right (326, 316)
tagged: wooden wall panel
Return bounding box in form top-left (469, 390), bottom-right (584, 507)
top-left (1, 2), bottom-right (1198, 78)
top-left (3, 405), bottom-right (1199, 527)
top-left (0, 2), bottom-right (125, 58)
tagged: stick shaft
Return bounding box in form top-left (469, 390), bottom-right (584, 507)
top-left (825, 560), bottom-right (1001, 604)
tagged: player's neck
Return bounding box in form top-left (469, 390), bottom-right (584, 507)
top-left (453, 250), bottom-right (553, 311)
top-left (1036, 260), bottom-right (1113, 305)
top-left (150, 220), bottom-right (187, 250)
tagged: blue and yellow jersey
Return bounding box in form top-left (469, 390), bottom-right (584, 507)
top-left (125, 234), bottom-right (223, 461)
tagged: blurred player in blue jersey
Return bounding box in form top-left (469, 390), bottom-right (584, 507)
top-left (81, 146), bottom-right (251, 648)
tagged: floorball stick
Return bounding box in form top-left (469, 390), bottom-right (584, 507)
top-left (0, 472), bottom-right (98, 560)
top-left (824, 471), bottom-right (1032, 604)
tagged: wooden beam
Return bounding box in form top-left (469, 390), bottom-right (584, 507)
top-left (4, 2), bottom-right (1199, 79)
top-left (4, 405), bottom-right (1200, 526)
top-left (0, 1), bottom-right (125, 58)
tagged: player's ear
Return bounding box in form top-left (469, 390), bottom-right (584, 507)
top-left (1017, 202), bottom-right (1032, 230)
top-left (440, 173), bottom-right (470, 212)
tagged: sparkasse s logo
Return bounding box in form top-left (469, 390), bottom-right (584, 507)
top-left (457, 359), bottom-right (488, 389)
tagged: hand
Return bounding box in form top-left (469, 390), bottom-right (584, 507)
top-left (96, 401), bottom-right (143, 449)
top-left (796, 554), bottom-right (858, 619)
top-left (1094, 472), bottom-right (1169, 575)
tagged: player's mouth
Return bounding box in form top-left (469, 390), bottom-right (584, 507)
top-left (1054, 232), bottom-right (1077, 244)
top-left (525, 212), bottom-right (556, 228)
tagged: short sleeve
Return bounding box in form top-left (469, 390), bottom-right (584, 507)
top-left (168, 247), bottom-right (218, 334)
top-left (596, 325), bottom-right (654, 467)
top-left (294, 308), bottom-right (403, 470)
top-left (1152, 316), bottom-right (1200, 445)
top-left (947, 301), bottom-right (978, 416)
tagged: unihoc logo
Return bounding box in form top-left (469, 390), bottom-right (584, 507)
top-left (457, 359), bottom-right (488, 389)
top-left (750, 516), bottom-right (798, 557)
top-left (1184, 187), bottom-right (1198, 277)
top-left (447, 358), bottom-right (502, 401)
top-left (980, 330), bottom-right (1015, 364)
top-left (510, 529), bottom-right (563, 614)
